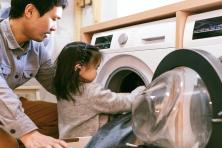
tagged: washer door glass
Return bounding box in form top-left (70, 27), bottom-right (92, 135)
top-left (132, 67), bottom-right (212, 148)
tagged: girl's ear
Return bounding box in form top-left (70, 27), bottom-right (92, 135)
top-left (74, 64), bottom-right (82, 71)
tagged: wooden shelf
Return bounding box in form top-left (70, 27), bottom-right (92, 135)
top-left (81, 0), bottom-right (222, 46)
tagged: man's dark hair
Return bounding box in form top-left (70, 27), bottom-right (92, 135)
top-left (9, 0), bottom-right (68, 19)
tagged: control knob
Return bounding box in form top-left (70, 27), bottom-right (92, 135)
top-left (118, 33), bottom-right (128, 46)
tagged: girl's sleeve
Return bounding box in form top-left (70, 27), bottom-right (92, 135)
top-left (87, 83), bottom-right (145, 114)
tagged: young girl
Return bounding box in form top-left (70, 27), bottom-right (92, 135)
top-left (53, 41), bottom-right (145, 139)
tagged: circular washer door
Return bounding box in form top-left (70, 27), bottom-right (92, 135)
top-left (96, 54), bottom-right (153, 92)
top-left (132, 49), bottom-right (222, 148)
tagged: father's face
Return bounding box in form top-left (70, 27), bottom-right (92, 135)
top-left (24, 5), bottom-right (63, 42)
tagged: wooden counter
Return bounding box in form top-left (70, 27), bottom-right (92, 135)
top-left (81, 0), bottom-right (222, 48)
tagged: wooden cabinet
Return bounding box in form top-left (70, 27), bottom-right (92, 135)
top-left (81, 0), bottom-right (222, 48)
top-left (15, 86), bottom-right (41, 100)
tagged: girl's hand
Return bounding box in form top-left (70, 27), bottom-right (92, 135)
top-left (131, 86), bottom-right (146, 97)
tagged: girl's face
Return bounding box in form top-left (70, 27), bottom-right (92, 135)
top-left (79, 61), bottom-right (100, 83)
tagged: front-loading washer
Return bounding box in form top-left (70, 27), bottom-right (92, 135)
top-left (183, 9), bottom-right (222, 58)
top-left (132, 49), bottom-right (222, 148)
top-left (91, 18), bottom-right (176, 92)
top-left (181, 9), bottom-right (222, 148)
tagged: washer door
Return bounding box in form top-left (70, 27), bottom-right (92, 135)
top-left (132, 49), bottom-right (222, 148)
top-left (132, 67), bottom-right (212, 148)
top-left (96, 54), bottom-right (153, 92)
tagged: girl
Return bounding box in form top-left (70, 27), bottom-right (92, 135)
top-left (53, 41), bottom-right (145, 138)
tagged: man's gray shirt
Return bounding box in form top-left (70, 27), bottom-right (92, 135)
top-left (0, 19), bottom-right (55, 138)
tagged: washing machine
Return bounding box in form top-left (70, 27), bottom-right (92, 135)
top-left (132, 49), bottom-right (222, 148)
top-left (183, 9), bottom-right (222, 58)
top-left (91, 18), bottom-right (176, 92)
top-left (178, 9), bottom-right (222, 148)
top-left (131, 9), bottom-right (222, 148)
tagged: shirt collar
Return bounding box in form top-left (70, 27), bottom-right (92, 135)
top-left (1, 18), bottom-right (30, 52)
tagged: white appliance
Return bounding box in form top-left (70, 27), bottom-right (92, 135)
top-left (91, 18), bottom-right (176, 92)
top-left (132, 49), bottom-right (222, 148)
top-left (184, 9), bottom-right (222, 58)
top-left (182, 9), bottom-right (222, 147)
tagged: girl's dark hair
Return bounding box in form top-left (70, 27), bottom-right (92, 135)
top-left (53, 41), bottom-right (102, 101)
top-left (9, 0), bottom-right (68, 19)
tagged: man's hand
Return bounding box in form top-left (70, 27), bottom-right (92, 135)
top-left (20, 130), bottom-right (68, 148)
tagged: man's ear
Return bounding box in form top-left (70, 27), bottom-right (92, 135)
top-left (74, 64), bottom-right (82, 71)
top-left (24, 4), bottom-right (35, 18)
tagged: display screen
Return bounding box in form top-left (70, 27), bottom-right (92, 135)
top-left (193, 16), bottom-right (222, 40)
top-left (95, 35), bottom-right (113, 49)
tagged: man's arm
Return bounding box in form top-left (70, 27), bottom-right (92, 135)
top-left (35, 43), bottom-right (56, 94)
top-left (0, 75), bottom-right (38, 138)
top-left (0, 75), bottom-right (68, 148)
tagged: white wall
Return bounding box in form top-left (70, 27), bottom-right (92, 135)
top-left (82, 5), bottom-right (94, 27)
top-left (100, 0), bottom-right (118, 23)
top-left (100, 0), bottom-right (184, 22)
top-left (117, 0), bottom-right (184, 18)
top-left (53, 0), bottom-right (75, 61)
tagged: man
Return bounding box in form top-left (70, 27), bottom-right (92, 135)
top-left (0, 0), bottom-right (68, 147)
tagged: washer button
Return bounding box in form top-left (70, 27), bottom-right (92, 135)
top-left (118, 33), bottom-right (128, 46)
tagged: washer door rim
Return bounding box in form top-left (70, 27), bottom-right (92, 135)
top-left (152, 48), bottom-right (222, 147)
